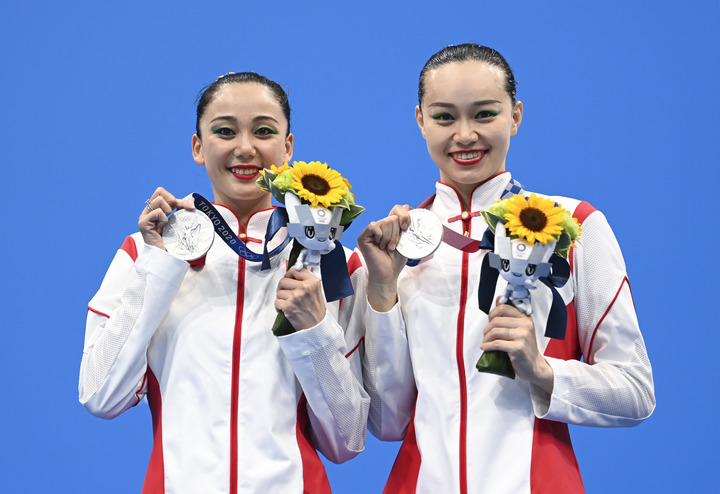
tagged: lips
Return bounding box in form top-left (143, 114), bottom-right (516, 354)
top-left (450, 149), bottom-right (487, 166)
top-left (229, 166), bottom-right (261, 180)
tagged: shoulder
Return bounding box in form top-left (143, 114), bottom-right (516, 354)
top-left (115, 232), bottom-right (145, 262)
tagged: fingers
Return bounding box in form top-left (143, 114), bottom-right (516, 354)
top-left (357, 204), bottom-right (413, 253)
top-left (389, 204), bottom-right (411, 230)
top-left (488, 299), bottom-right (524, 320)
top-left (275, 268), bottom-right (326, 330)
top-left (138, 187), bottom-right (193, 250)
top-left (483, 298), bottom-right (533, 340)
top-left (142, 187), bottom-right (194, 216)
top-left (361, 216), bottom-right (401, 251)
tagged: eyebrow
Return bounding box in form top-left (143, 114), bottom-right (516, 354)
top-left (209, 115), bottom-right (281, 125)
top-left (427, 99), bottom-right (502, 109)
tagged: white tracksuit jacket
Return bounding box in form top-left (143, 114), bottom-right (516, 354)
top-left (364, 172), bottom-right (656, 494)
top-left (79, 204), bottom-right (370, 494)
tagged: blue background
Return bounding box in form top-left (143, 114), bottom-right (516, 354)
top-left (2, 1), bottom-right (717, 492)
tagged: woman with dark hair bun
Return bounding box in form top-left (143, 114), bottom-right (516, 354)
top-left (359, 44), bottom-right (656, 493)
top-left (79, 72), bottom-right (370, 493)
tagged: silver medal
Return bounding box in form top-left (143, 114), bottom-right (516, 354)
top-left (396, 209), bottom-right (444, 260)
top-left (162, 209), bottom-right (215, 261)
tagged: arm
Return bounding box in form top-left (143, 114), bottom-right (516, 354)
top-left (530, 210), bottom-right (656, 427)
top-left (79, 188), bottom-right (193, 418)
top-left (357, 208), bottom-right (418, 441)
top-left (79, 236), bottom-right (188, 418)
top-left (275, 254), bottom-right (370, 464)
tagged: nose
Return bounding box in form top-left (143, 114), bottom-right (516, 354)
top-left (453, 119), bottom-right (478, 145)
top-left (233, 132), bottom-right (256, 159)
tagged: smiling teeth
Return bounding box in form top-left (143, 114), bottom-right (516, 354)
top-left (453, 151), bottom-right (486, 159)
top-left (231, 168), bottom-right (258, 175)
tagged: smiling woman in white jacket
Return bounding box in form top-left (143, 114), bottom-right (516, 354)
top-left (358, 44), bottom-right (655, 494)
top-left (79, 72), bottom-right (370, 494)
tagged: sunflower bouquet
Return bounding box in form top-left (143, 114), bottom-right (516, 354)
top-left (257, 161), bottom-right (364, 336)
top-left (476, 193), bottom-right (581, 378)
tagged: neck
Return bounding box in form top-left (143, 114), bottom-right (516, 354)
top-left (219, 196), bottom-right (273, 229)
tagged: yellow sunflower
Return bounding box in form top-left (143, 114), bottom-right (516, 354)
top-left (270, 163), bottom-right (291, 174)
top-left (290, 161), bottom-right (347, 208)
top-left (503, 193), bottom-right (565, 244)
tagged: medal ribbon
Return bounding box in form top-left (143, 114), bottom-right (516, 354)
top-left (192, 193), bottom-right (291, 264)
top-left (406, 177), bottom-right (525, 264)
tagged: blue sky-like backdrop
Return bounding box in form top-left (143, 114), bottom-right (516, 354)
top-left (2, 1), bottom-right (718, 492)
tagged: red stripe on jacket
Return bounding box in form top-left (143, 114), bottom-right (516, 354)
top-left (296, 395), bottom-right (331, 493)
top-left (142, 369), bottom-right (164, 493)
top-left (229, 258), bottom-right (246, 494)
top-left (383, 407), bottom-right (420, 494)
top-left (121, 236), bottom-right (138, 262)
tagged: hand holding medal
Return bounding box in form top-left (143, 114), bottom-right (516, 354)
top-left (395, 209), bottom-right (444, 261)
top-left (140, 187), bottom-right (212, 260)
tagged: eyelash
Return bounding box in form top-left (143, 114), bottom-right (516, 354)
top-left (430, 112), bottom-right (454, 121)
top-left (255, 126), bottom-right (278, 136)
top-left (211, 126), bottom-right (279, 137)
top-left (212, 127), bottom-right (235, 136)
top-left (429, 110), bottom-right (501, 122)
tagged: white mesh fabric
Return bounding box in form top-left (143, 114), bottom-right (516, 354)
top-left (306, 327), bottom-right (368, 454)
top-left (79, 250), bottom-right (147, 406)
top-left (573, 211), bottom-right (629, 352)
top-left (545, 209), bottom-right (656, 425)
top-left (550, 337), bottom-right (654, 424)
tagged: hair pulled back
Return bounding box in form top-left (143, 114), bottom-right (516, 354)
top-left (418, 43), bottom-right (518, 107)
top-left (195, 72), bottom-right (291, 136)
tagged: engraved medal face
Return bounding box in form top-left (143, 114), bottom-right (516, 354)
top-left (162, 209), bottom-right (214, 261)
top-left (396, 209), bottom-right (444, 260)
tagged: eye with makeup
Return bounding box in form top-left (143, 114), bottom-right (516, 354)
top-left (211, 126), bottom-right (236, 137)
top-left (429, 112), bottom-right (455, 122)
top-left (255, 125), bottom-right (279, 137)
top-left (476, 109), bottom-right (501, 119)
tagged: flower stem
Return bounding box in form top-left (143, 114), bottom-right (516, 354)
top-left (272, 240), bottom-right (304, 336)
top-left (476, 300), bottom-right (517, 379)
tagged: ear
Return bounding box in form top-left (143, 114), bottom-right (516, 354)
top-left (283, 133), bottom-right (294, 164)
top-left (415, 105), bottom-right (427, 140)
top-left (192, 134), bottom-right (205, 166)
top-left (284, 190), bottom-right (301, 223)
top-left (510, 101), bottom-right (523, 137)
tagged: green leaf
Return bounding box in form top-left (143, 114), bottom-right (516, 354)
top-left (481, 212), bottom-right (504, 233)
top-left (270, 184), bottom-right (286, 204)
top-left (340, 204), bottom-right (365, 227)
top-left (476, 350), bottom-right (515, 379)
top-left (256, 174), bottom-right (271, 193)
top-left (555, 230), bottom-right (572, 254)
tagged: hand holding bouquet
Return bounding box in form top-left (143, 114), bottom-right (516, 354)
top-left (257, 161), bottom-right (364, 336)
top-left (476, 194), bottom-right (581, 378)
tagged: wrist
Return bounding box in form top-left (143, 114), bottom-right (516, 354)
top-left (366, 280), bottom-right (398, 312)
top-left (530, 358), bottom-right (554, 395)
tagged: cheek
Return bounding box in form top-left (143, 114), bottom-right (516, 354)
top-left (261, 142), bottom-right (290, 163)
top-left (425, 131), bottom-right (446, 152)
top-left (487, 126), bottom-right (512, 147)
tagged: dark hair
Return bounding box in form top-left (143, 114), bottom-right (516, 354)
top-left (418, 43), bottom-right (517, 107)
top-left (195, 72), bottom-right (291, 136)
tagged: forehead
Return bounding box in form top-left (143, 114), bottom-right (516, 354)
top-left (203, 82), bottom-right (286, 123)
top-left (423, 61), bottom-right (510, 105)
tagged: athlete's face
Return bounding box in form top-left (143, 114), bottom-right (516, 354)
top-left (192, 82), bottom-right (293, 216)
top-left (416, 61), bottom-right (523, 205)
